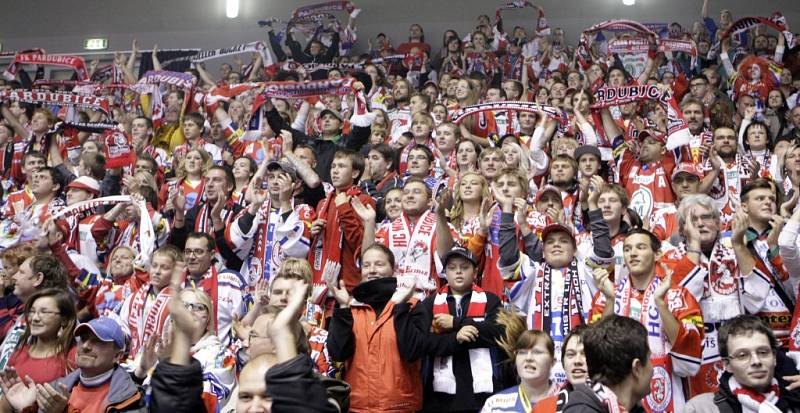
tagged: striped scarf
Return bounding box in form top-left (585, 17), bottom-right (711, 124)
top-left (432, 286), bottom-right (493, 395)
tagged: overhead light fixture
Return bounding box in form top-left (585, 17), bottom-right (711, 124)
top-left (84, 38), bottom-right (108, 50)
top-left (622, 0), bottom-right (635, 5)
top-left (226, 0), bottom-right (239, 18)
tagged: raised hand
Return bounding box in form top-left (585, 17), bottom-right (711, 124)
top-left (330, 279), bottom-right (351, 307)
top-left (478, 197), bottom-right (495, 233)
top-left (1, 371), bottom-right (37, 412)
top-left (781, 189), bottom-right (800, 218)
top-left (136, 333), bottom-right (159, 378)
top-left (351, 196), bottom-right (376, 223)
top-left (254, 277), bottom-right (270, 307)
top-left (390, 285), bottom-right (415, 304)
top-left (592, 267), bottom-right (615, 300)
top-left (587, 175), bottom-right (605, 210)
top-left (731, 210), bottom-right (750, 246)
top-left (513, 197), bottom-right (528, 228)
top-left (766, 215), bottom-right (786, 249)
top-left (35, 382), bottom-right (70, 413)
top-left (169, 186), bottom-right (187, 211)
top-left (683, 207), bottom-right (703, 248)
top-left (654, 263), bottom-right (674, 303)
top-left (434, 190), bottom-right (453, 218)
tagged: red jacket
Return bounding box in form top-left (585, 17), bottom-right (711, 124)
top-left (345, 300), bottom-right (422, 412)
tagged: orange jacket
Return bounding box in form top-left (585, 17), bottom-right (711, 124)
top-left (345, 300), bottom-right (422, 413)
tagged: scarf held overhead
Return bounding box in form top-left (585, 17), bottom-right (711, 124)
top-left (0, 89), bottom-right (110, 115)
top-left (451, 101), bottom-right (568, 126)
top-left (495, 1), bottom-right (549, 36)
top-left (3, 52), bottom-right (89, 81)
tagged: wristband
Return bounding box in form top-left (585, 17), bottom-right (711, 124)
top-left (687, 247), bottom-right (702, 255)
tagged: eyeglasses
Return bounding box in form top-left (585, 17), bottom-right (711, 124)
top-left (726, 347), bottom-right (775, 364)
top-left (28, 309), bottom-right (61, 318)
top-left (184, 302), bottom-right (208, 313)
top-left (183, 248), bottom-right (209, 257)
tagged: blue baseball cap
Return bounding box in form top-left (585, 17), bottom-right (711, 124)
top-left (75, 317), bottom-right (127, 350)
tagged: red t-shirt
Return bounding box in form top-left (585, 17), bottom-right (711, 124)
top-left (68, 380), bottom-right (111, 413)
top-left (7, 345), bottom-right (77, 384)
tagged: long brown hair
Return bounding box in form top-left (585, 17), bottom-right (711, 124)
top-left (19, 288), bottom-right (77, 372)
top-left (449, 172), bottom-right (490, 230)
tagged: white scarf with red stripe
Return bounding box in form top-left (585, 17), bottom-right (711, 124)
top-left (127, 285), bottom-right (172, 357)
top-left (432, 286), bottom-right (493, 395)
top-left (387, 210), bottom-right (439, 297)
top-left (729, 375), bottom-right (782, 413)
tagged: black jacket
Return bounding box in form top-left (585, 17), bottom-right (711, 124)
top-left (285, 32), bottom-right (340, 80)
top-left (265, 355), bottom-right (341, 413)
top-left (708, 371), bottom-right (800, 413)
top-left (266, 107), bottom-right (370, 184)
top-left (149, 359), bottom-right (206, 413)
top-left (394, 289), bottom-right (504, 412)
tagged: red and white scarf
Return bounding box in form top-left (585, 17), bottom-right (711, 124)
top-left (292, 1), bottom-right (361, 19)
top-left (592, 381), bottom-right (628, 413)
top-left (127, 285), bottom-right (172, 357)
top-left (309, 188), bottom-right (362, 303)
top-left (591, 84), bottom-right (690, 149)
top-left (614, 273), bottom-right (675, 413)
top-left (432, 286), bottom-right (493, 395)
top-left (495, 2), bottom-right (549, 36)
top-left (451, 101), bottom-right (568, 127)
top-left (193, 199), bottom-right (236, 234)
top-left (3, 52), bottom-right (89, 81)
top-left (0, 89), bottom-right (110, 115)
top-left (729, 375), bottom-right (782, 413)
top-left (608, 37), bottom-right (697, 57)
top-left (388, 210), bottom-right (439, 297)
top-left (184, 266), bottom-right (220, 333)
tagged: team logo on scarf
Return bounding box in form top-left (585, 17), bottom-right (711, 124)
top-left (0, 89), bottom-right (110, 115)
top-left (451, 101), bottom-right (568, 125)
top-left (3, 52), bottom-right (89, 81)
top-left (495, 1), bottom-right (549, 36)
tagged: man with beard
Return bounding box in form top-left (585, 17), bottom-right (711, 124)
top-left (549, 154), bottom-right (581, 229)
top-left (388, 78), bottom-right (414, 143)
top-left (699, 126), bottom-right (758, 230)
top-left (661, 194), bottom-right (744, 396)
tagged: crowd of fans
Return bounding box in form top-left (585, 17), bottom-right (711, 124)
top-left (1, 0), bottom-right (800, 411)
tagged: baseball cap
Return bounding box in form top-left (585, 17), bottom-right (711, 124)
top-left (442, 246), bottom-right (477, 267)
top-left (319, 108), bottom-right (344, 122)
top-left (535, 185), bottom-right (563, 204)
top-left (266, 158), bottom-right (298, 181)
top-left (75, 317), bottom-right (127, 350)
top-left (671, 162), bottom-right (703, 180)
top-left (638, 129), bottom-right (666, 144)
top-left (540, 223), bottom-right (576, 245)
top-left (66, 176), bottom-right (101, 196)
top-left (574, 145), bottom-right (602, 162)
